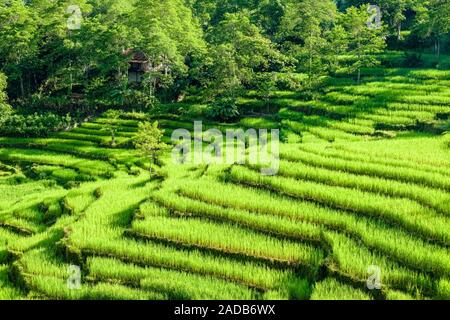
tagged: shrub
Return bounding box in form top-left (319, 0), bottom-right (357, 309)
top-left (133, 121), bottom-right (167, 174)
top-left (0, 73), bottom-right (12, 125)
top-left (94, 188), bottom-right (104, 199)
top-left (102, 109), bottom-right (122, 146)
top-left (206, 98), bottom-right (240, 122)
top-left (0, 113), bottom-right (72, 137)
top-left (27, 95), bottom-right (72, 113)
top-left (273, 73), bottom-right (307, 91)
top-left (120, 111), bottom-right (149, 121)
top-left (122, 89), bottom-right (157, 110)
top-left (0, 103), bottom-right (13, 127)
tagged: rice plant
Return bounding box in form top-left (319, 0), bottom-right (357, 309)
top-left (0, 60), bottom-right (449, 301)
top-left (229, 166), bottom-right (450, 245)
top-left (178, 178), bottom-right (450, 278)
top-left (131, 215), bottom-right (323, 267)
top-left (88, 257), bottom-right (257, 300)
top-left (310, 278), bottom-right (372, 300)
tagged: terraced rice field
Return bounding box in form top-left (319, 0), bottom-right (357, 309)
top-left (0, 67), bottom-right (449, 300)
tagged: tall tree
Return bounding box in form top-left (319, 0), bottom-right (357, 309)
top-left (0, 72), bottom-right (11, 112)
top-left (102, 109), bottom-right (122, 147)
top-left (207, 10), bottom-right (284, 96)
top-left (0, 73), bottom-right (12, 129)
top-left (74, 4), bottom-right (138, 104)
top-left (133, 121), bottom-right (167, 174)
top-left (132, 0), bottom-right (205, 100)
top-left (324, 25), bottom-right (349, 74)
top-left (338, 0), bottom-right (414, 40)
top-left (278, 0), bottom-right (338, 86)
top-left (0, 0), bottom-right (38, 98)
top-left (415, 0), bottom-right (450, 65)
top-left (341, 5), bottom-right (386, 84)
top-left (378, 0), bottom-right (410, 40)
top-left (254, 0), bottom-right (286, 37)
top-left (23, 0), bottom-right (93, 99)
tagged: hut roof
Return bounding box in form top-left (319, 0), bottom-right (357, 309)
top-left (123, 49), bottom-right (149, 63)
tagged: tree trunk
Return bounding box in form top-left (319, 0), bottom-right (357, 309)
top-left (149, 153), bottom-right (155, 174)
top-left (111, 131), bottom-right (116, 147)
top-left (309, 57), bottom-right (313, 88)
top-left (69, 60), bottom-right (73, 96)
top-left (357, 40), bottom-right (361, 85)
top-left (437, 38), bottom-right (441, 66)
top-left (397, 23), bottom-right (402, 41)
top-left (309, 30), bottom-right (313, 88)
top-left (19, 75), bottom-right (24, 98)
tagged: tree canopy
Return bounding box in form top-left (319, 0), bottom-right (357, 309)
top-left (0, 0), bottom-right (447, 112)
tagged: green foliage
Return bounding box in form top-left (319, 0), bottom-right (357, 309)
top-left (278, 0), bottom-right (339, 83)
top-left (0, 0), bottom-right (37, 98)
top-left (0, 73), bottom-right (12, 125)
top-left (311, 278), bottom-right (372, 300)
top-left (272, 73), bottom-right (308, 91)
top-left (0, 0), bottom-right (446, 110)
top-left (206, 97), bottom-right (240, 121)
top-left (0, 113), bottom-right (72, 137)
top-left (133, 121), bottom-right (167, 172)
top-left (0, 72), bottom-right (8, 106)
top-left (414, 0), bottom-right (450, 65)
top-left (88, 256), bottom-right (255, 300)
top-left (102, 110), bottom-right (122, 147)
top-left (0, 0), bottom-right (450, 302)
top-left (205, 10), bottom-right (286, 98)
top-left (0, 67), bottom-right (449, 300)
top-left (340, 5), bottom-right (387, 83)
top-left (255, 73), bottom-right (277, 113)
top-left (0, 0), bottom-right (205, 108)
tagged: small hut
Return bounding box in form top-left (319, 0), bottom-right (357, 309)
top-left (124, 49), bottom-right (150, 84)
top-left (123, 49), bottom-right (171, 86)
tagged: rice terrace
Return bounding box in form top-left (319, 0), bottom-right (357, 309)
top-left (0, 0), bottom-right (449, 303)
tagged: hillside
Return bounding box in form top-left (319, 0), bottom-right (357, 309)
top-left (1, 65), bottom-right (449, 300)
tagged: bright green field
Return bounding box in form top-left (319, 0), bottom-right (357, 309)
top-left (0, 66), bottom-right (449, 300)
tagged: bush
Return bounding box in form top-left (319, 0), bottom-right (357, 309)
top-left (273, 73), bottom-right (307, 91)
top-left (0, 103), bottom-right (13, 127)
top-left (120, 111), bottom-right (149, 121)
top-left (27, 95), bottom-right (71, 111)
top-left (0, 73), bottom-right (12, 124)
top-left (0, 113), bottom-right (72, 137)
top-left (123, 89), bottom-right (157, 110)
top-left (21, 94), bottom-right (91, 117)
top-left (206, 98), bottom-right (240, 122)
top-left (0, 74), bottom-right (8, 100)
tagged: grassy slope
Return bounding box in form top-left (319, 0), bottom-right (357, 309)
top-left (0, 62), bottom-right (449, 300)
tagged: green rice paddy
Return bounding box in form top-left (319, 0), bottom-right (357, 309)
top-left (0, 66), bottom-right (449, 300)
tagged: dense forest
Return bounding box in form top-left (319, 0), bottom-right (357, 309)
top-left (0, 0), bottom-right (449, 136)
